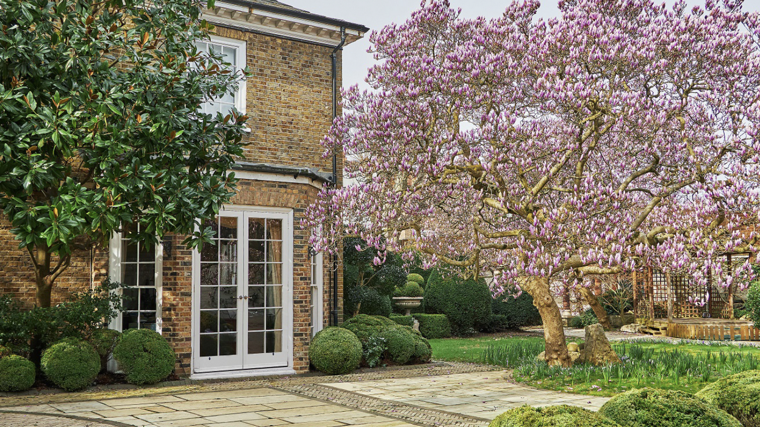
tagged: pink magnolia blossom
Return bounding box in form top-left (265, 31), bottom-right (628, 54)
top-left (305, 0), bottom-right (760, 299)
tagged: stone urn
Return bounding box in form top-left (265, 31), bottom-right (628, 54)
top-left (392, 297), bottom-right (423, 316)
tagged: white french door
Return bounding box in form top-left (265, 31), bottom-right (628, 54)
top-left (193, 207), bottom-right (293, 373)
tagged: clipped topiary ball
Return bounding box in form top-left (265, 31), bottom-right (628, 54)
top-left (309, 327), bottom-right (362, 375)
top-left (696, 370), bottom-right (760, 427)
top-left (490, 405), bottom-right (622, 427)
top-left (411, 333), bottom-right (432, 362)
top-left (41, 338), bottom-right (100, 391)
top-left (113, 329), bottom-right (175, 385)
top-left (407, 273), bottom-right (425, 286)
top-left (599, 388), bottom-right (741, 427)
top-left (379, 326), bottom-right (415, 365)
top-left (342, 314), bottom-right (397, 343)
top-left (0, 355), bottom-right (36, 392)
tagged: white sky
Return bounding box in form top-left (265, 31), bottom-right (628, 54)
top-left (283, 0), bottom-right (712, 91)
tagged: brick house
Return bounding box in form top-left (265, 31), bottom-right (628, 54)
top-left (0, 0), bottom-right (367, 379)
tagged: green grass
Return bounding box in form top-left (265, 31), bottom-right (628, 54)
top-left (430, 336), bottom-right (760, 397)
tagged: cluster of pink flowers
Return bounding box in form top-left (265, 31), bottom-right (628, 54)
top-left (305, 0), bottom-right (760, 297)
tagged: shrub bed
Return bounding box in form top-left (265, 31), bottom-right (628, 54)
top-left (113, 329), bottom-right (175, 385)
top-left (0, 355), bottom-right (36, 392)
top-left (342, 314), bottom-right (432, 365)
top-left (424, 270), bottom-right (491, 335)
top-left (489, 405), bottom-right (621, 427)
top-left (342, 314), bottom-right (397, 343)
top-left (390, 315), bottom-right (414, 327)
top-left (413, 314), bottom-right (451, 339)
top-left (41, 338), bottom-right (100, 391)
top-left (696, 370), bottom-right (760, 427)
top-left (309, 327), bottom-right (362, 375)
top-left (598, 388), bottom-right (741, 427)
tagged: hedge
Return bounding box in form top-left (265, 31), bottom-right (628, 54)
top-left (113, 329), bottom-right (175, 385)
top-left (424, 270), bottom-right (491, 335)
top-left (599, 388), bottom-right (741, 427)
top-left (390, 315), bottom-right (414, 327)
top-left (412, 314), bottom-right (451, 339)
top-left (696, 370), bottom-right (760, 427)
top-left (341, 315), bottom-right (431, 366)
top-left (309, 327), bottom-right (362, 375)
top-left (491, 292), bottom-right (541, 329)
top-left (490, 405), bottom-right (622, 427)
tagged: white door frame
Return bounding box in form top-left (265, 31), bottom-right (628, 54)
top-left (191, 205), bottom-right (294, 375)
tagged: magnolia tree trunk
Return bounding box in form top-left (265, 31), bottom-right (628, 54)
top-left (28, 244), bottom-right (69, 308)
top-left (579, 287), bottom-right (612, 330)
top-left (527, 278), bottom-right (572, 367)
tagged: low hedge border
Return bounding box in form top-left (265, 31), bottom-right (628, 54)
top-left (413, 314), bottom-right (451, 339)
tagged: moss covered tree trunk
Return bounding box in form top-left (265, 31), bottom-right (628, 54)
top-left (579, 286), bottom-right (612, 330)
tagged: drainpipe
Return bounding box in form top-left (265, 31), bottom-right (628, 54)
top-left (329, 27), bottom-right (347, 326)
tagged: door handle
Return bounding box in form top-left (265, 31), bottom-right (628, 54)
top-left (238, 295), bottom-right (249, 300)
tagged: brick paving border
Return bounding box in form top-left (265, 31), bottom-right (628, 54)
top-left (0, 410), bottom-right (133, 427)
top-left (274, 382), bottom-right (489, 427)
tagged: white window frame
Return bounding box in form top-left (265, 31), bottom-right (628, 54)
top-left (310, 252), bottom-right (324, 337)
top-left (108, 231), bottom-right (164, 334)
top-left (195, 35), bottom-right (247, 115)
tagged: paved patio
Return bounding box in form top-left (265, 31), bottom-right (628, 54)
top-left (0, 363), bottom-right (609, 427)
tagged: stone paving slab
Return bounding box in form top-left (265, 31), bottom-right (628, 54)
top-left (324, 371), bottom-right (610, 421)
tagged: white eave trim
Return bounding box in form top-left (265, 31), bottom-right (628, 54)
top-left (234, 170), bottom-right (327, 190)
top-left (204, 3), bottom-right (364, 47)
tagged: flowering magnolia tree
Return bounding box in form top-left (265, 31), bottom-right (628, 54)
top-left (306, 0), bottom-right (760, 366)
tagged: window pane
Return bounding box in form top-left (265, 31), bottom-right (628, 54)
top-left (267, 241), bottom-right (282, 263)
top-left (201, 311), bottom-right (218, 333)
top-left (123, 288), bottom-right (139, 310)
top-left (219, 286), bottom-right (237, 309)
top-left (267, 220), bottom-right (282, 240)
top-left (139, 264), bottom-right (155, 287)
top-left (200, 335), bottom-right (217, 357)
top-left (122, 264), bottom-right (138, 287)
top-left (267, 263), bottom-right (282, 285)
top-left (219, 333), bottom-right (237, 356)
top-left (122, 312), bottom-right (139, 331)
top-left (266, 331), bottom-right (282, 353)
top-left (140, 312), bottom-right (157, 331)
top-left (248, 286), bottom-right (265, 308)
top-left (140, 240), bottom-right (156, 259)
top-left (220, 310), bottom-right (237, 332)
top-left (220, 241), bottom-right (237, 262)
top-left (248, 332), bottom-right (264, 354)
top-left (265, 308), bottom-right (281, 330)
top-left (140, 288), bottom-right (157, 311)
top-left (249, 218), bottom-right (265, 240)
top-left (249, 240), bottom-right (265, 262)
top-left (201, 242), bottom-right (218, 262)
top-left (249, 263), bottom-right (264, 285)
top-left (219, 217), bottom-right (238, 239)
top-left (200, 286), bottom-right (218, 309)
top-left (248, 309), bottom-right (264, 331)
top-left (220, 263), bottom-right (237, 285)
top-left (200, 264), bottom-right (218, 287)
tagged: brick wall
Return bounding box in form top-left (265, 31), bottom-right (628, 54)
top-left (0, 26), bottom-right (344, 377)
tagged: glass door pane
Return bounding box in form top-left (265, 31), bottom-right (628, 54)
top-left (247, 217), bottom-right (284, 355)
top-left (198, 216), bottom-right (240, 360)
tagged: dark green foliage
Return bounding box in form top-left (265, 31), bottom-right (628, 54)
top-left (599, 388), bottom-right (741, 427)
top-left (390, 315), bottom-right (414, 327)
top-left (580, 309), bottom-right (599, 327)
top-left (0, 281), bottom-right (123, 357)
top-left (489, 405), bottom-right (622, 427)
top-left (412, 314), bottom-right (452, 339)
top-left (342, 314), bottom-right (397, 343)
top-left (482, 314), bottom-right (512, 333)
top-left (696, 370), bottom-right (760, 427)
top-left (89, 329), bottom-right (121, 372)
top-left (363, 335), bottom-right (387, 368)
top-left (0, 0), bottom-right (248, 309)
top-left (569, 316), bottom-right (583, 328)
top-left (424, 270), bottom-right (492, 335)
top-left (492, 293), bottom-right (542, 329)
top-left (393, 282), bottom-right (424, 297)
top-left (343, 238), bottom-right (408, 318)
top-left (0, 345), bottom-right (11, 358)
top-left (113, 329), bottom-right (175, 385)
top-left (309, 327), bottom-right (362, 375)
top-left (407, 273), bottom-right (425, 287)
top-left (380, 327), bottom-right (415, 364)
top-left (41, 338), bottom-right (100, 391)
top-left (346, 286), bottom-right (392, 317)
top-left (0, 355), bottom-right (36, 392)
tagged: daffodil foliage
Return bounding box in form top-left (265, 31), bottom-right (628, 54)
top-left (306, 0), bottom-right (760, 364)
top-left (0, 0), bottom-right (248, 306)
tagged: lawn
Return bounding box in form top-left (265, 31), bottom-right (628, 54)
top-left (430, 336), bottom-right (760, 397)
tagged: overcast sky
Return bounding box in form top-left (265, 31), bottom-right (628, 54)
top-left (283, 0), bottom-right (710, 91)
